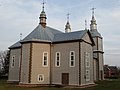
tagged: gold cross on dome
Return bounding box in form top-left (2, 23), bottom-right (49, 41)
top-left (67, 13), bottom-right (70, 22)
top-left (91, 7), bottom-right (96, 16)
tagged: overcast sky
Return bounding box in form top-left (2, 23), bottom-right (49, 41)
top-left (0, 0), bottom-right (120, 66)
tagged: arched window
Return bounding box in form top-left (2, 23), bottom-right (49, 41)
top-left (85, 52), bottom-right (90, 68)
top-left (11, 55), bottom-right (15, 68)
top-left (43, 52), bottom-right (48, 67)
top-left (70, 51), bottom-right (75, 67)
top-left (38, 74), bottom-right (44, 82)
top-left (55, 52), bottom-right (60, 67)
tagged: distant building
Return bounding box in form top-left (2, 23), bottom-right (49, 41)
top-left (104, 65), bottom-right (119, 78)
top-left (8, 3), bottom-right (104, 86)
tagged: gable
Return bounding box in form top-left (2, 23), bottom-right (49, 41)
top-left (82, 31), bottom-right (95, 45)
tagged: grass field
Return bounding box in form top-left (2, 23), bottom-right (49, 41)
top-left (0, 79), bottom-right (120, 90)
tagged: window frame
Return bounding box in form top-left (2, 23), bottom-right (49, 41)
top-left (11, 55), bottom-right (15, 68)
top-left (42, 52), bottom-right (48, 67)
top-left (85, 52), bottom-right (90, 68)
top-left (55, 52), bottom-right (60, 67)
top-left (19, 56), bottom-right (21, 68)
top-left (69, 51), bottom-right (75, 67)
top-left (38, 74), bottom-right (44, 82)
top-left (86, 70), bottom-right (90, 81)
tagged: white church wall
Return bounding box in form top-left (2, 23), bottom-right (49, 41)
top-left (20, 43), bottom-right (30, 84)
top-left (8, 48), bottom-right (21, 82)
top-left (52, 42), bottom-right (79, 86)
top-left (31, 43), bottom-right (51, 84)
top-left (80, 41), bottom-right (94, 85)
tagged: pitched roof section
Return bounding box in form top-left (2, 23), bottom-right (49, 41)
top-left (9, 41), bottom-right (21, 49)
top-left (90, 30), bottom-right (102, 38)
top-left (9, 24), bottom-right (94, 49)
top-left (22, 24), bottom-right (63, 42)
top-left (53, 30), bottom-right (87, 42)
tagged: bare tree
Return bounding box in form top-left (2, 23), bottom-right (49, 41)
top-left (0, 51), bottom-right (7, 67)
top-left (4, 50), bottom-right (10, 75)
top-left (0, 50), bottom-right (9, 75)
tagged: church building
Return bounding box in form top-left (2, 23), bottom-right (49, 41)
top-left (8, 3), bottom-right (104, 86)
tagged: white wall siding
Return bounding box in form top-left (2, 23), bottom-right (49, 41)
top-left (8, 48), bottom-right (21, 82)
top-left (52, 42), bottom-right (79, 86)
top-left (20, 43), bottom-right (30, 84)
top-left (80, 41), bottom-right (94, 85)
top-left (31, 43), bottom-right (50, 84)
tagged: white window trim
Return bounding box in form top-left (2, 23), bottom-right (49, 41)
top-left (42, 52), bottom-right (48, 67)
top-left (85, 52), bottom-right (90, 68)
top-left (11, 55), bottom-right (15, 68)
top-left (69, 51), bottom-right (75, 67)
top-left (19, 56), bottom-right (21, 68)
top-left (86, 70), bottom-right (90, 81)
top-left (55, 52), bottom-right (60, 67)
top-left (38, 74), bottom-right (44, 82)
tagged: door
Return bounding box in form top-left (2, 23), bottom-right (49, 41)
top-left (100, 70), bottom-right (104, 80)
top-left (62, 73), bottom-right (69, 85)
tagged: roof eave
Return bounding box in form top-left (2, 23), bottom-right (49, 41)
top-left (21, 39), bottom-right (52, 44)
top-left (9, 46), bottom-right (21, 49)
top-left (52, 39), bottom-right (82, 44)
top-left (93, 50), bottom-right (104, 53)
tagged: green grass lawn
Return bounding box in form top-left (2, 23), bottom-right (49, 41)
top-left (0, 79), bottom-right (120, 90)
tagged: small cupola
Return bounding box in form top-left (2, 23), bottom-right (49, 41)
top-left (65, 13), bottom-right (71, 33)
top-left (39, 1), bottom-right (47, 28)
top-left (90, 8), bottom-right (97, 30)
top-left (90, 8), bottom-right (102, 37)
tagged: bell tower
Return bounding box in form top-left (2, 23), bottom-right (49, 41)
top-left (90, 8), bottom-right (104, 81)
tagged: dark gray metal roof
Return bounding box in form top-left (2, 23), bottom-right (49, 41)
top-left (90, 30), bottom-right (102, 38)
top-left (22, 25), bottom-right (63, 42)
top-left (53, 30), bottom-right (87, 42)
top-left (9, 24), bottom-right (91, 49)
top-left (9, 41), bottom-right (21, 49)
